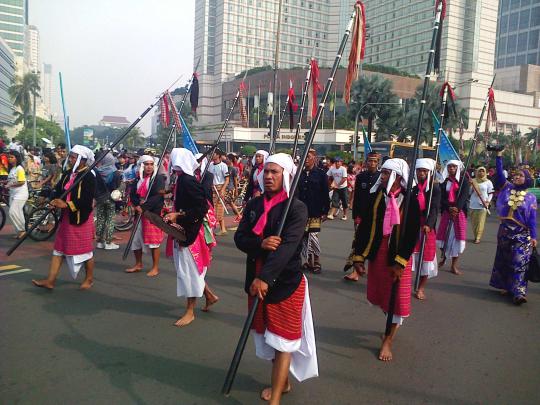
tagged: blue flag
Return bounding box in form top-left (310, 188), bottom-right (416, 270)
top-left (362, 125), bottom-right (372, 157)
top-left (179, 114), bottom-right (199, 155)
top-left (432, 111), bottom-right (460, 165)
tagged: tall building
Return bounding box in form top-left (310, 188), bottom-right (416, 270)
top-left (0, 35), bottom-right (15, 130)
top-left (495, 0), bottom-right (540, 69)
top-left (41, 62), bottom-right (52, 118)
top-left (24, 24), bottom-right (39, 72)
top-left (0, 0), bottom-right (25, 58)
top-left (193, 0), bottom-right (353, 125)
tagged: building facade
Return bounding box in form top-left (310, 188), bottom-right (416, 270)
top-left (0, 35), bottom-right (15, 130)
top-left (24, 23), bottom-right (38, 72)
top-left (0, 0), bottom-right (25, 58)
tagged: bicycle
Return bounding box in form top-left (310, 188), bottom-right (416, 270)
top-left (113, 181), bottom-right (135, 231)
top-left (25, 204), bottom-right (60, 241)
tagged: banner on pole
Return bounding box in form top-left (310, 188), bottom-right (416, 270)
top-left (432, 111), bottom-right (460, 165)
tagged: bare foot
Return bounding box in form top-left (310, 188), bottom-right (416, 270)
top-left (202, 294), bottom-right (219, 312)
top-left (174, 312), bottom-right (195, 327)
top-left (344, 272), bottom-right (359, 282)
top-left (414, 289), bottom-right (426, 300)
top-left (125, 266), bottom-right (143, 273)
top-left (79, 279), bottom-right (94, 290)
top-left (146, 269), bottom-right (159, 277)
top-left (438, 259), bottom-right (446, 268)
top-left (378, 337), bottom-right (393, 362)
top-left (32, 279), bottom-right (54, 290)
top-left (260, 383), bottom-right (292, 401)
top-left (450, 267), bottom-right (462, 275)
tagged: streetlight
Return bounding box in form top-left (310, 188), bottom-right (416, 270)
top-left (353, 102), bottom-right (403, 160)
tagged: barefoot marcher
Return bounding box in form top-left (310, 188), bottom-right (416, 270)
top-left (411, 158), bottom-right (440, 300)
top-left (234, 153), bottom-right (318, 403)
top-left (344, 151), bottom-right (381, 281)
top-left (243, 149), bottom-right (268, 204)
top-left (489, 149), bottom-right (537, 305)
top-left (351, 158), bottom-right (420, 361)
top-left (164, 148), bottom-right (215, 326)
top-left (297, 149), bottom-right (330, 273)
top-left (436, 160), bottom-right (470, 275)
top-left (125, 155), bottom-right (165, 277)
top-left (32, 145), bottom-right (97, 290)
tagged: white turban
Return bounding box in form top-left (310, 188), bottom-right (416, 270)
top-left (70, 145), bottom-right (95, 172)
top-left (415, 158), bottom-right (436, 191)
top-left (137, 155), bottom-right (157, 179)
top-left (195, 153), bottom-right (208, 174)
top-left (252, 150), bottom-right (269, 166)
top-left (370, 158), bottom-right (410, 194)
top-left (170, 147), bottom-right (198, 177)
top-left (258, 153), bottom-right (296, 197)
top-left (442, 159), bottom-right (464, 182)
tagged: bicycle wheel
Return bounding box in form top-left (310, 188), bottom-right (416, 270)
top-left (0, 205), bottom-right (6, 231)
top-left (114, 204), bottom-right (134, 231)
top-left (25, 207), bottom-right (59, 241)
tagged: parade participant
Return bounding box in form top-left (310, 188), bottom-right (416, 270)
top-left (223, 158), bottom-right (243, 222)
top-left (207, 150), bottom-right (230, 235)
top-left (351, 158), bottom-right (420, 361)
top-left (235, 153), bottom-right (318, 403)
top-left (469, 167), bottom-right (494, 244)
top-left (164, 148), bottom-right (216, 326)
top-left (344, 151), bottom-right (381, 281)
top-left (436, 160), bottom-right (470, 275)
top-left (412, 158), bottom-right (440, 300)
top-left (32, 145), bottom-right (96, 290)
top-left (244, 149), bottom-right (269, 204)
top-left (6, 150), bottom-right (29, 239)
top-left (490, 149), bottom-right (537, 305)
top-left (327, 157), bottom-right (348, 220)
top-left (194, 153), bottom-right (213, 204)
top-left (125, 155), bottom-right (165, 277)
top-left (297, 149), bottom-right (330, 273)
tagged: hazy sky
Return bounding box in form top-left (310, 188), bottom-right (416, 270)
top-left (32, 0), bottom-right (195, 135)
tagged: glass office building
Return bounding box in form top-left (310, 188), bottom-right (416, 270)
top-left (0, 35), bottom-right (15, 126)
top-left (0, 0), bottom-right (25, 58)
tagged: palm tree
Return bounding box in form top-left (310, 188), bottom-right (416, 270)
top-left (9, 72), bottom-right (41, 127)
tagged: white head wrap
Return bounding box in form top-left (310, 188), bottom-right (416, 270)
top-left (370, 158), bottom-right (409, 194)
top-left (137, 155), bottom-right (157, 179)
top-left (252, 150), bottom-right (269, 166)
top-left (258, 153), bottom-right (296, 197)
top-left (442, 159), bottom-right (463, 182)
top-left (195, 153), bottom-right (208, 174)
top-left (70, 145), bottom-right (95, 172)
top-left (415, 158), bottom-right (436, 192)
top-left (170, 147), bottom-right (198, 177)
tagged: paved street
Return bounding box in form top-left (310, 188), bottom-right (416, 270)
top-left (1, 216), bottom-right (539, 405)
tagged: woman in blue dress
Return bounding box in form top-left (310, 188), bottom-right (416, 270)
top-left (489, 148), bottom-right (537, 305)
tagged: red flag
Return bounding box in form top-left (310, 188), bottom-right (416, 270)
top-left (307, 59), bottom-right (321, 121)
top-left (160, 94), bottom-right (171, 127)
top-left (287, 80), bottom-right (298, 130)
top-left (486, 87), bottom-right (497, 131)
top-left (167, 91), bottom-right (183, 132)
top-left (344, 1), bottom-right (366, 105)
top-left (239, 81), bottom-right (248, 127)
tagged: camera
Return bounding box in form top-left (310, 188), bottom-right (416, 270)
top-left (486, 144), bottom-right (505, 152)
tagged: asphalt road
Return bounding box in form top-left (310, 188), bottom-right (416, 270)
top-left (1, 216), bottom-right (539, 405)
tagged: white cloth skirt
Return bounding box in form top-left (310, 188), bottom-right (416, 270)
top-left (8, 197), bottom-right (27, 232)
top-left (436, 225), bottom-right (465, 258)
top-left (52, 250), bottom-right (93, 280)
top-left (252, 276), bottom-right (318, 382)
top-left (411, 253), bottom-right (438, 278)
top-left (173, 243), bottom-right (206, 298)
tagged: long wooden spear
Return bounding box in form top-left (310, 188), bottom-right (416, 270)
top-left (384, 1), bottom-right (444, 336)
top-left (291, 60), bottom-right (313, 158)
top-left (222, 4), bottom-right (359, 396)
top-left (268, 0), bottom-right (284, 154)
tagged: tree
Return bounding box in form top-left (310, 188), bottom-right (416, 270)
top-left (240, 145), bottom-right (257, 156)
top-left (349, 75), bottom-right (402, 141)
top-left (14, 117), bottom-right (64, 146)
top-left (9, 72), bottom-right (41, 127)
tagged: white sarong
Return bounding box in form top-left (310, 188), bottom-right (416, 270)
top-left (52, 250), bottom-right (93, 280)
top-left (173, 243), bottom-right (206, 298)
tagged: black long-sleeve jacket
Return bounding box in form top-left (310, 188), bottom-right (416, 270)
top-left (234, 196), bottom-right (308, 303)
top-left (440, 178), bottom-right (470, 215)
top-left (53, 167), bottom-right (96, 225)
top-left (244, 166), bottom-right (262, 203)
top-left (130, 174), bottom-right (166, 215)
top-left (297, 166), bottom-right (330, 218)
top-left (412, 182), bottom-right (441, 229)
top-left (175, 173), bottom-right (208, 246)
top-left (352, 169), bottom-right (380, 220)
top-left (352, 188), bottom-right (421, 268)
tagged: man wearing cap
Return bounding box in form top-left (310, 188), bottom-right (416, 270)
top-left (235, 153), bottom-right (318, 403)
top-left (352, 158), bottom-right (420, 361)
top-left (326, 157), bottom-right (349, 220)
top-left (344, 151), bottom-right (381, 281)
top-left (32, 145), bottom-right (97, 290)
top-left (412, 158), bottom-right (441, 300)
top-left (436, 160), bottom-right (470, 275)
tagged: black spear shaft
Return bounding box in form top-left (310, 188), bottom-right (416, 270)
top-left (221, 4), bottom-right (358, 396)
top-left (413, 86), bottom-right (449, 292)
top-left (384, 3), bottom-right (443, 336)
top-left (272, 94), bottom-right (290, 153)
top-left (291, 62), bottom-right (312, 158)
top-left (6, 87), bottom-right (174, 256)
top-left (440, 76), bottom-right (496, 262)
top-left (122, 124), bottom-right (177, 260)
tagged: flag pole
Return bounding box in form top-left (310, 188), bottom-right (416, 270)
top-left (222, 4), bottom-right (358, 396)
top-left (58, 72), bottom-right (71, 151)
top-left (291, 61), bottom-right (313, 158)
top-left (269, 0), bottom-right (284, 154)
top-left (384, 1), bottom-right (444, 336)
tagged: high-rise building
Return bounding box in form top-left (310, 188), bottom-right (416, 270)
top-left (0, 35), bottom-right (15, 130)
top-left (41, 62), bottom-right (52, 118)
top-left (495, 0), bottom-right (540, 69)
top-left (24, 24), bottom-right (39, 72)
top-left (193, 0), bottom-right (353, 125)
top-left (0, 0), bottom-right (25, 58)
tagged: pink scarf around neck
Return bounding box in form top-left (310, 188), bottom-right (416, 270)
top-left (448, 177), bottom-right (459, 204)
top-left (417, 181), bottom-right (427, 211)
top-left (137, 175), bottom-right (150, 197)
top-left (383, 189), bottom-right (401, 236)
top-left (252, 189), bottom-right (288, 237)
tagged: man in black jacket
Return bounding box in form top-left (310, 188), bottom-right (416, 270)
top-left (235, 153), bottom-right (318, 403)
top-left (297, 149), bottom-right (329, 273)
top-left (125, 156), bottom-right (165, 277)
